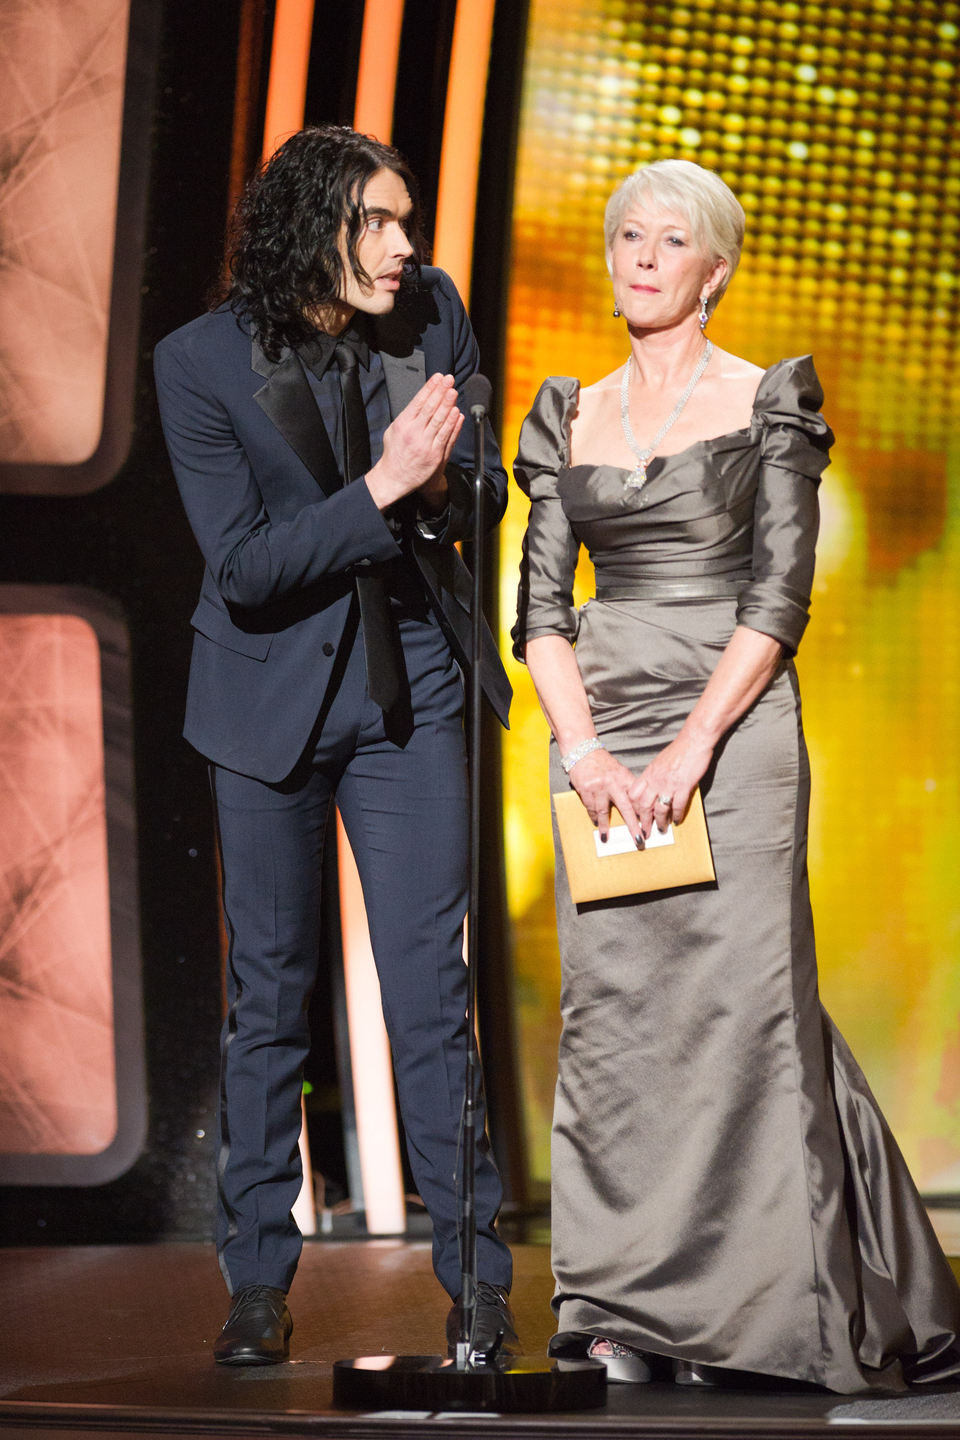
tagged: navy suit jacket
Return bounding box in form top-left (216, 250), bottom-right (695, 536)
top-left (154, 267), bottom-right (511, 783)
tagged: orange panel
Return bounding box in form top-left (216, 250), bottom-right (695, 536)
top-left (341, 0), bottom-right (408, 1231)
top-left (0, 1), bottom-right (129, 468)
top-left (0, 615), bottom-right (114, 1156)
top-left (432, 0), bottom-right (496, 304)
top-left (261, 0), bottom-right (316, 161)
top-left (353, 0), bottom-right (405, 142)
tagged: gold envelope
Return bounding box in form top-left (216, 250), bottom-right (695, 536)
top-left (553, 786), bottom-right (715, 903)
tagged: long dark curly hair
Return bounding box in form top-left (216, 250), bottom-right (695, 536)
top-left (215, 126), bottom-right (427, 361)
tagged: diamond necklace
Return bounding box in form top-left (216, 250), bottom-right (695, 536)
top-left (619, 339), bottom-right (713, 490)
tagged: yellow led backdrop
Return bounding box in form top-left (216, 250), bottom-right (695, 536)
top-left (499, 0), bottom-right (960, 1192)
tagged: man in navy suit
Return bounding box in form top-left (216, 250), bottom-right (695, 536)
top-left (154, 125), bottom-right (516, 1364)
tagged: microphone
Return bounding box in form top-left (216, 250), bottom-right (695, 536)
top-left (462, 373), bottom-right (492, 419)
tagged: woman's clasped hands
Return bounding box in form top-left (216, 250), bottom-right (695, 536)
top-left (569, 730), bottom-right (714, 847)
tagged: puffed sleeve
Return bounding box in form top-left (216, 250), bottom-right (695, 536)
top-left (735, 355), bottom-right (834, 654)
top-left (511, 377), bottom-right (582, 660)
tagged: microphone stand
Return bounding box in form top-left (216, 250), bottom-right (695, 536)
top-left (454, 385), bottom-right (485, 1366)
top-left (332, 376), bottom-right (605, 1414)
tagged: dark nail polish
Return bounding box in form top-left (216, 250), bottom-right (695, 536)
top-left (635, 833), bottom-right (645, 850)
top-left (600, 831), bottom-right (608, 843)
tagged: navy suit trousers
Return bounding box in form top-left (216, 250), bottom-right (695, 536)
top-left (210, 604), bottom-right (512, 1299)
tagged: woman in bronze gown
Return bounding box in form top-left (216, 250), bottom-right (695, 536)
top-left (512, 159), bottom-right (960, 1393)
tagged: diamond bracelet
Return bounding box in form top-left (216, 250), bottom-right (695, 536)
top-left (559, 737), bottom-right (605, 774)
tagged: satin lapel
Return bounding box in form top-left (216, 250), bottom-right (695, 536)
top-left (251, 339), bottom-right (341, 496)
top-left (380, 347), bottom-right (426, 418)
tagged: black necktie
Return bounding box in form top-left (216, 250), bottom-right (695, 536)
top-left (334, 340), bottom-right (403, 712)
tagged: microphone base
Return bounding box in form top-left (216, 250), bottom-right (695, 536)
top-left (332, 1353), bottom-right (606, 1413)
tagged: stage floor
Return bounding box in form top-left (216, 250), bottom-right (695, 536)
top-left (3, 1240), bottom-right (960, 1439)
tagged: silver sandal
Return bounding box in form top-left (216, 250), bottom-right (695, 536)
top-left (587, 1337), bottom-right (652, 1384)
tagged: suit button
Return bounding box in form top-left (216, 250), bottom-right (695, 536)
top-left (322, 642), bottom-right (334, 657)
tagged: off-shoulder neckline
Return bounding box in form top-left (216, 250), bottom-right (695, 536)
top-left (549, 356), bottom-right (806, 474)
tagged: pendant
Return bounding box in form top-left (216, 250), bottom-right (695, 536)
top-left (625, 459), bottom-right (647, 490)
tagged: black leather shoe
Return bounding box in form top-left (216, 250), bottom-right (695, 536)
top-left (446, 1281), bottom-right (520, 1361)
top-left (213, 1285), bottom-right (292, 1365)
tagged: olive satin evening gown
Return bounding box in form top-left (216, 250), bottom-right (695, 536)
top-left (512, 357), bottom-right (960, 1393)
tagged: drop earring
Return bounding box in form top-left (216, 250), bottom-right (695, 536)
top-left (698, 293), bottom-right (709, 329)
top-left (613, 302), bottom-right (621, 318)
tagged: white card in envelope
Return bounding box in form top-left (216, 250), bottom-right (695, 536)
top-left (595, 823), bottom-right (675, 858)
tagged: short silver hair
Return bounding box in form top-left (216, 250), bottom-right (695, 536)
top-left (604, 159), bottom-right (745, 316)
